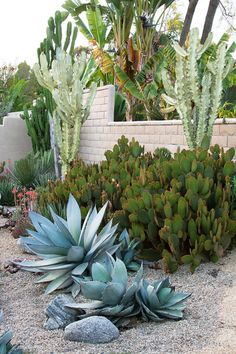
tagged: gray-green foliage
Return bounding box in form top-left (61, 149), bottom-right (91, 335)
top-left (34, 49), bottom-right (97, 175)
top-left (0, 310), bottom-right (23, 353)
top-left (162, 28), bottom-right (234, 149)
top-left (16, 194), bottom-right (120, 296)
top-left (67, 257), bottom-right (190, 327)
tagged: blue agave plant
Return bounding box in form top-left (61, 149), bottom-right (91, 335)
top-left (16, 194), bottom-right (120, 295)
top-left (115, 229), bottom-right (140, 271)
top-left (67, 257), bottom-right (190, 327)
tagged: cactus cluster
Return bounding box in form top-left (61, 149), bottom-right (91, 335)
top-left (21, 97), bottom-right (51, 154)
top-left (37, 136), bottom-right (236, 272)
top-left (37, 11), bottom-right (78, 68)
top-left (161, 28), bottom-right (234, 148)
top-left (34, 49), bottom-right (97, 175)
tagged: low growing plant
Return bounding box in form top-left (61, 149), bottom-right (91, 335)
top-left (16, 195), bottom-right (123, 295)
top-left (67, 257), bottom-right (190, 327)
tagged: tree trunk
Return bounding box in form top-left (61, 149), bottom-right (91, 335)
top-left (201, 0), bottom-right (220, 44)
top-left (179, 0), bottom-right (199, 46)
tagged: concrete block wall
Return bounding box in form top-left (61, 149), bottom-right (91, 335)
top-left (1, 85), bottom-right (236, 164)
top-left (0, 112), bottom-right (32, 162)
top-left (79, 85), bottom-right (236, 163)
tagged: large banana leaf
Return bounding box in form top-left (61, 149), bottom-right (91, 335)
top-left (114, 65), bottom-right (144, 101)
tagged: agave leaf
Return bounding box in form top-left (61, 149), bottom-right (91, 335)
top-left (36, 263), bottom-right (76, 271)
top-left (85, 230), bottom-right (115, 260)
top-left (118, 304), bottom-right (135, 316)
top-left (97, 219), bottom-right (113, 238)
top-left (71, 282), bottom-right (81, 298)
top-left (66, 300), bottom-right (104, 310)
top-left (121, 283), bottom-right (137, 305)
top-left (96, 304), bottom-right (125, 316)
top-left (29, 211), bottom-right (54, 237)
top-left (49, 207), bottom-right (76, 245)
top-left (67, 246), bottom-right (84, 262)
top-left (26, 229), bottom-right (53, 245)
top-left (16, 256), bottom-right (68, 268)
top-left (71, 262), bottom-right (88, 276)
top-left (35, 270), bottom-right (69, 283)
top-left (39, 223), bottom-right (71, 248)
top-left (134, 263), bottom-right (144, 284)
top-left (141, 301), bottom-right (163, 321)
top-left (102, 282), bottom-right (125, 306)
top-left (111, 258), bottom-right (128, 286)
top-left (91, 262), bottom-right (111, 282)
top-left (0, 329), bottom-right (13, 344)
top-left (156, 308), bottom-right (183, 319)
top-left (78, 205), bottom-right (93, 246)
top-left (25, 244), bottom-right (68, 256)
top-left (123, 249), bottom-right (135, 265)
top-left (154, 277), bottom-right (171, 293)
top-left (45, 272), bottom-right (72, 294)
top-left (83, 202), bottom-right (108, 251)
top-left (160, 292), bottom-right (191, 308)
top-left (57, 277), bottom-right (74, 290)
top-left (67, 194), bottom-right (81, 242)
top-left (80, 280), bottom-right (106, 300)
top-left (158, 287), bottom-right (172, 304)
top-left (147, 288), bottom-right (160, 310)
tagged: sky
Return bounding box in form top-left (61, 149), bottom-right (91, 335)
top-left (0, 0), bottom-right (235, 67)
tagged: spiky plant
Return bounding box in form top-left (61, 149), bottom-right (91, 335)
top-left (136, 277), bottom-right (190, 321)
top-left (16, 194), bottom-right (120, 295)
top-left (0, 312), bottom-right (23, 354)
top-left (67, 257), bottom-right (143, 327)
top-left (115, 229), bottom-right (140, 271)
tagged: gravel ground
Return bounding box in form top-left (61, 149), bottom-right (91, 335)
top-left (0, 227), bottom-right (236, 354)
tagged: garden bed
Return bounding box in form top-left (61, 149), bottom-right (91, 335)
top-left (0, 228), bottom-right (235, 354)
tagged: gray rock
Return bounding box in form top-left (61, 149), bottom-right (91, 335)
top-left (64, 316), bottom-right (120, 344)
top-left (44, 294), bottom-right (78, 330)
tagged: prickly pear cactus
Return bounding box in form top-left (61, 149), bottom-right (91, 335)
top-left (34, 49), bottom-right (97, 175)
top-left (162, 28), bottom-right (234, 148)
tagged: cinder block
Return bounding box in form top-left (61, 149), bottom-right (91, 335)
top-left (227, 136), bottom-right (236, 147)
top-left (211, 135), bottom-right (228, 147)
top-left (219, 124), bottom-right (236, 136)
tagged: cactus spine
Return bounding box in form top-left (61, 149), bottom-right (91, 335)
top-left (34, 49), bottom-right (97, 176)
top-left (162, 28), bottom-right (234, 149)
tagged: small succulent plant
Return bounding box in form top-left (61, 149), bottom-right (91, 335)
top-left (0, 312), bottom-right (23, 354)
top-left (16, 194), bottom-right (120, 295)
top-left (67, 257), bottom-right (190, 327)
top-left (136, 278), bottom-right (190, 321)
top-left (68, 257), bottom-right (143, 327)
top-left (116, 229), bottom-right (140, 271)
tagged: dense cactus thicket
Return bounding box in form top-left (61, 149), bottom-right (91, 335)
top-left (37, 136), bottom-right (236, 272)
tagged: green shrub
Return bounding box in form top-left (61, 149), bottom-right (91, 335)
top-left (38, 136), bottom-right (236, 272)
top-left (0, 177), bottom-right (15, 206)
top-left (8, 150), bottom-right (55, 188)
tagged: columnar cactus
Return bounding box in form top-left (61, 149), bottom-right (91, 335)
top-left (161, 28), bottom-right (234, 149)
top-left (34, 49), bottom-right (97, 175)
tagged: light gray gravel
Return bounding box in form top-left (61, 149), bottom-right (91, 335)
top-left (0, 228), bottom-right (235, 354)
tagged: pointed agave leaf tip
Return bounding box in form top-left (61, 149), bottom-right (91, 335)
top-left (67, 193), bottom-right (81, 241)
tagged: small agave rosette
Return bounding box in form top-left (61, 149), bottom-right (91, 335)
top-left (15, 194), bottom-right (120, 295)
top-left (136, 277), bottom-right (190, 321)
top-left (67, 258), bottom-right (143, 327)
